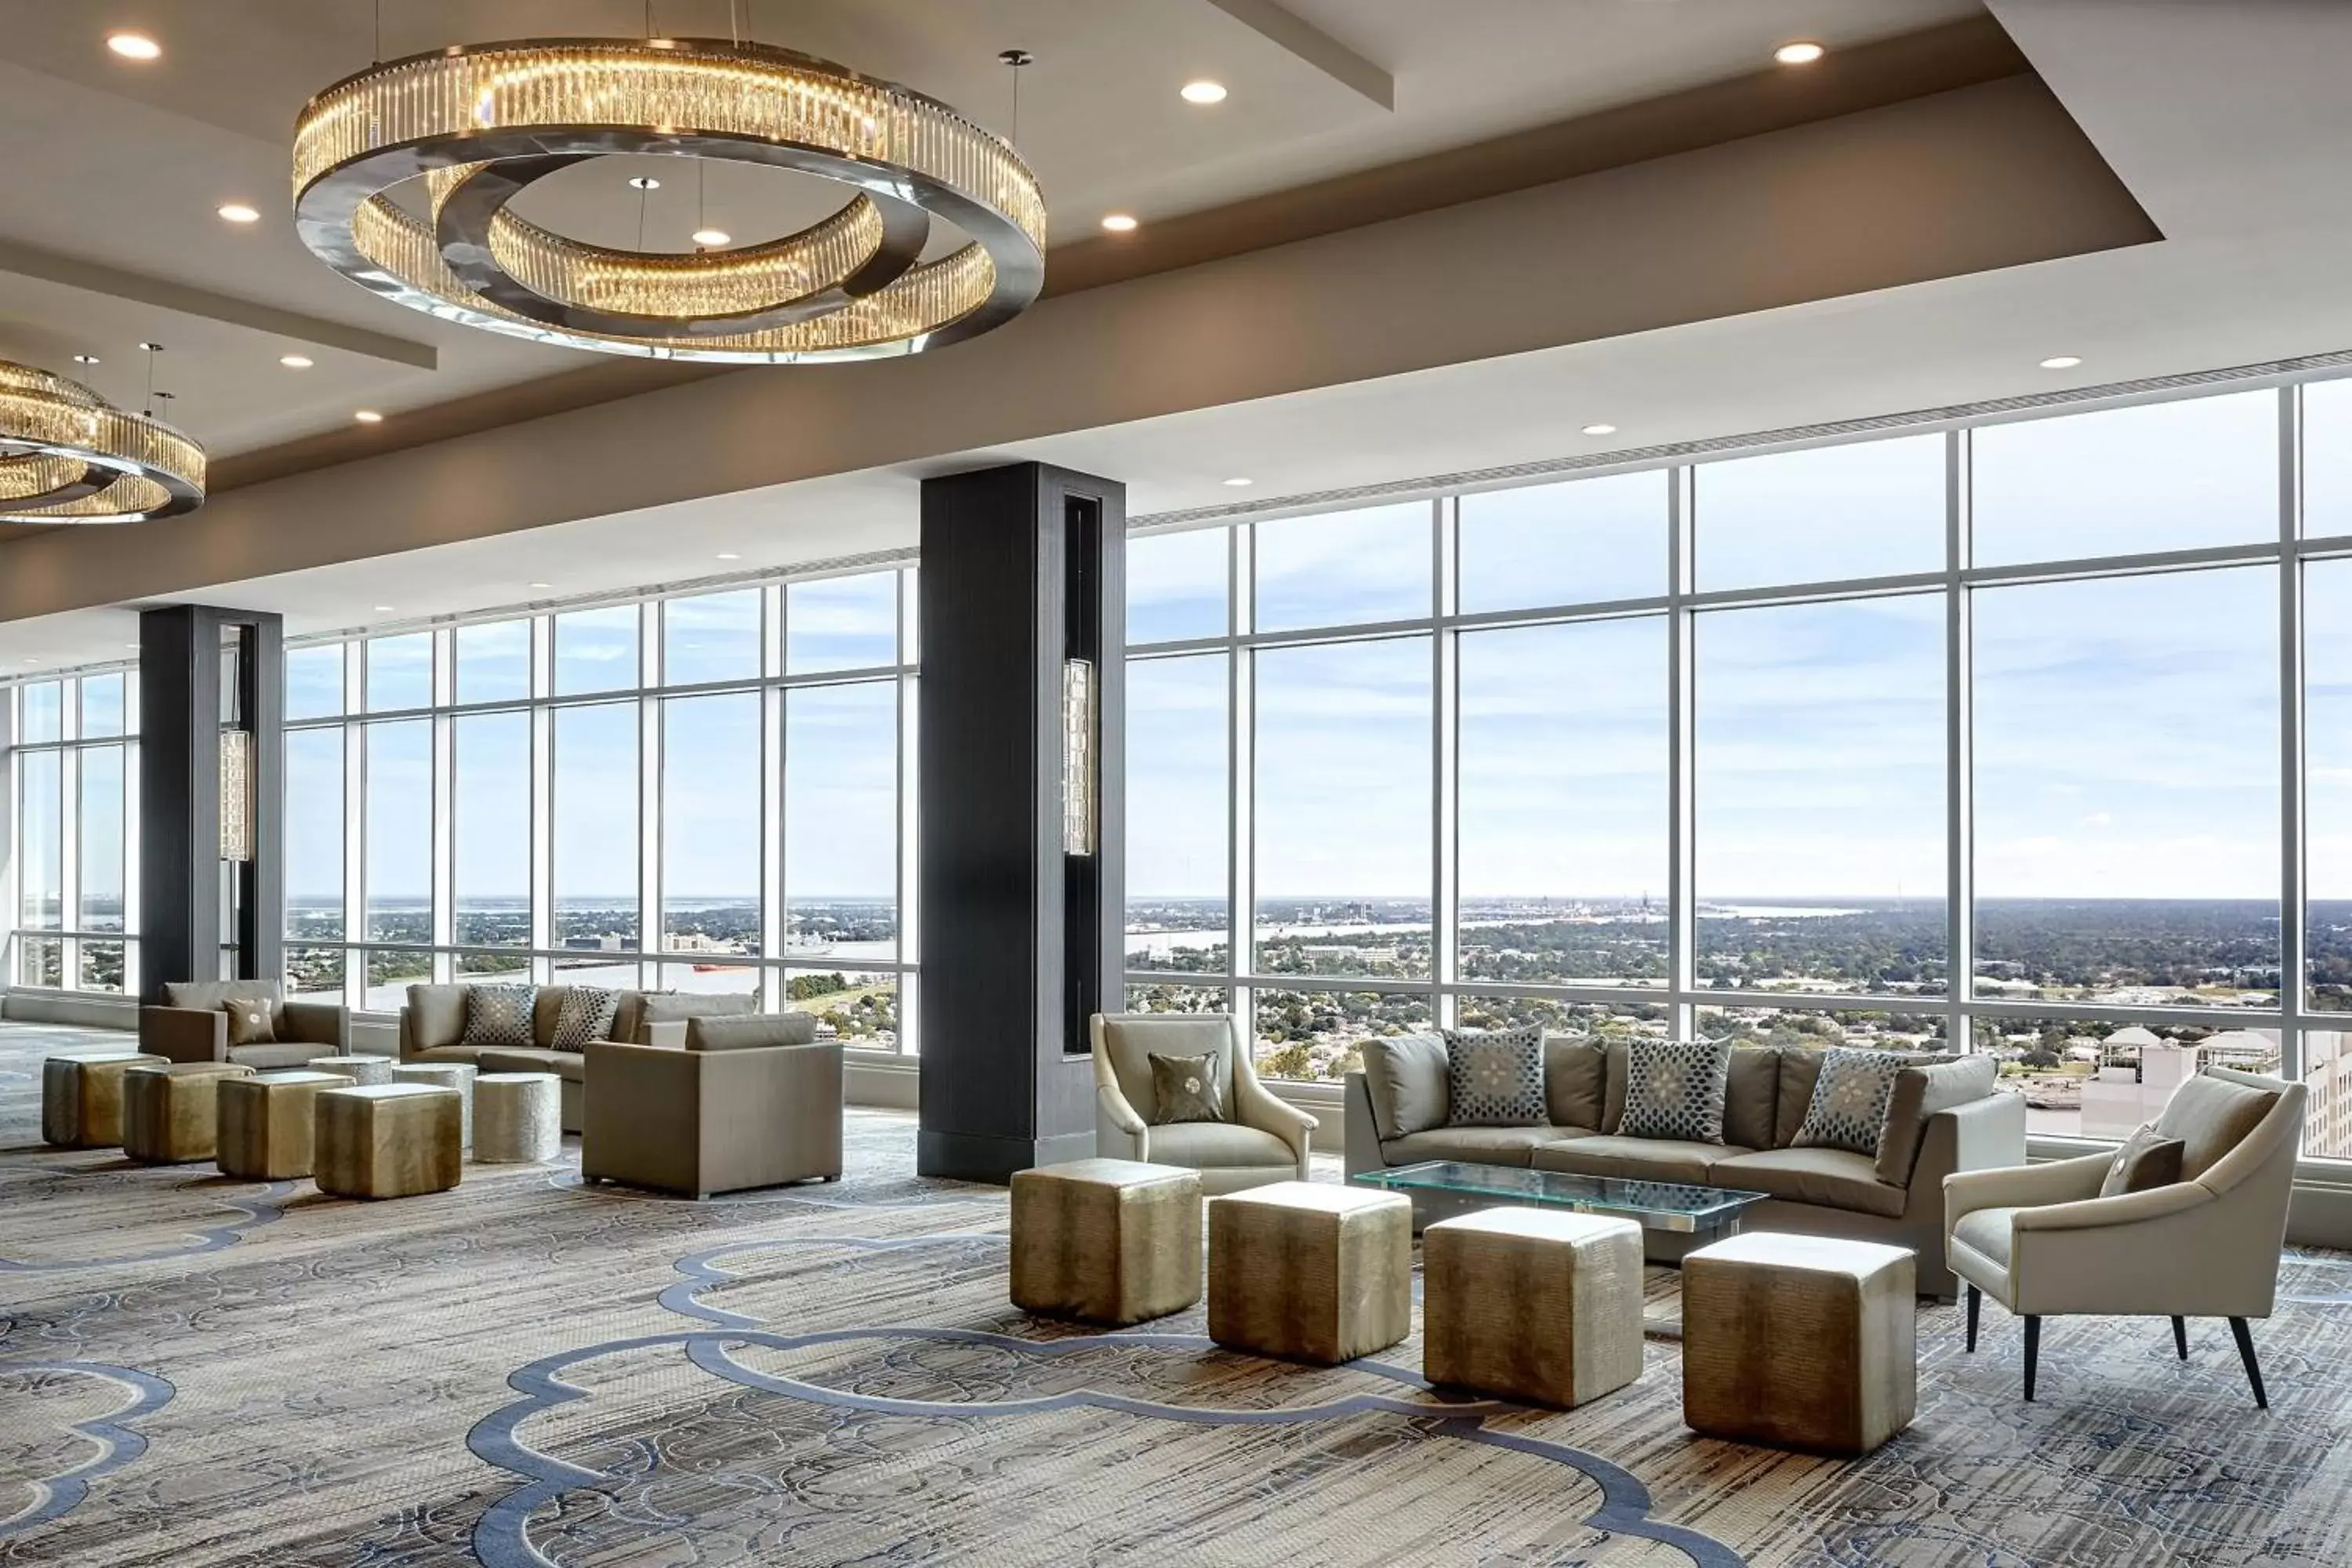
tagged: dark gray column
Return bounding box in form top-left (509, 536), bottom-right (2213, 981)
top-left (917, 462), bottom-right (1125, 1181)
top-left (139, 604), bottom-right (283, 999)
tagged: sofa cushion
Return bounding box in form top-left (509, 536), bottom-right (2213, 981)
top-left (1723, 1046), bottom-right (1780, 1152)
top-left (406, 1044), bottom-right (490, 1068)
top-left (476, 1046), bottom-right (585, 1083)
top-left (1146, 1120), bottom-right (1292, 1170)
top-left (163, 979), bottom-right (280, 1013)
top-left (1794, 1048), bottom-right (1913, 1157)
top-left (1531, 1135), bottom-right (1751, 1185)
top-left (1444, 1025), bottom-right (1547, 1126)
top-left (1876, 1055), bottom-right (1990, 1184)
top-left (1602, 1041), bottom-right (1629, 1133)
top-left (405, 985), bottom-right (469, 1051)
top-left (1951, 1206), bottom-right (2016, 1270)
top-left (2155, 1072), bottom-right (2279, 1181)
top-left (1707, 1146), bottom-right (1907, 1220)
top-left (1774, 1049), bottom-right (1827, 1147)
top-left (636, 990), bottom-right (757, 1044)
top-left (228, 1041), bottom-right (331, 1072)
top-left (1379, 1125), bottom-right (1590, 1168)
top-left (687, 1013), bottom-right (819, 1052)
top-left (1098, 1015), bottom-right (1238, 1123)
top-left (2100, 1121), bottom-right (2187, 1196)
top-left (1620, 1038), bottom-right (1732, 1144)
top-left (1360, 1034), bottom-right (1450, 1140)
top-left (1542, 1038), bottom-right (1607, 1131)
top-left (549, 986), bottom-right (622, 1051)
top-left (462, 985), bottom-right (538, 1048)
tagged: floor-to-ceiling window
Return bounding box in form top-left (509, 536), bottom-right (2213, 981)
top-left (272, 565), bottom-right (917, 1051)
top-left (1123, 375), bottom-right (2352, 1160)
top-left (4, 669), bottom-right (140, 993)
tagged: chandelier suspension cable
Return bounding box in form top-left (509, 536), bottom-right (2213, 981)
top-left (142, 343), bottom-right (158, 418)
top-left (372, 0), bottom-right (381, 64)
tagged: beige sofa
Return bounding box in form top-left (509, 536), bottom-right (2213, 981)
top-left (141, 980), bottom-right (350, 1069)
top-left (399, 983), bottom-right (757, 1133)
top-left (1092, 1013), bottom-right (1318, 1195)
top-left (582, 1013), bottom-right (842, 1197)
top-left (1345, 1038), bottom-right (2024, 1298)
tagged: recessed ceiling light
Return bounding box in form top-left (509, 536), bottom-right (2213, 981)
top-left (72, 354), bottom-right (100, 365)
top-left (354, 408), bottom-right (384, 423)
top-left (691, 227), bottom-right (731, 248)
top-left (627, 176), bottom-right (662, 191)
top-left (373, 605), bottom-right (396, 613)
top-left (715, 552), bottom-right (742, 561)
top-left (1222, 477), bottom-right (1254, 488)
top-left (106, 31), bottom-right (162, 60)
top-left (1773, 41), bottom-right (1825, 66)
top-left (217, 203), bottom-right (261, 224)
top-left (137, 341), bottom-right (162, 353)
top-left (279, 354), bottom-right (314, 369)
top-left (125, 643), bottom-right (141, 650)
top-left (1581, 423), bottom-right (1618, 437)
top-left (1181, 80), bottom-right (1228, 105)
top-left (528, 581), bottom-right (554, 590)
top-left (2039, 354), bottom-right (2083, 370)
top-left (1100, 213), bottom-right (1139, 234)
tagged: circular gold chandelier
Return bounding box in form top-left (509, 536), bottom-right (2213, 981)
top-left (0, 361), bottom-right (206, 524)
top-left (291, 37), bottom-right (1048, 363)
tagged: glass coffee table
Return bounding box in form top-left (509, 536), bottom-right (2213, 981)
top-left (1352, 1160), bottom-right (1769, 1338)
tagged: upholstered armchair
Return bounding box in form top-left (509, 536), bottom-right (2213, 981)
top-left (140, 980), bottom-right (350, 1069)
top-left (1944, 1065), bottom-right (2305, 1407)
top-left (581, 1013), bottom-right (842, 1198)
top-left (1090, 1013), bottom-right (1316, 1196)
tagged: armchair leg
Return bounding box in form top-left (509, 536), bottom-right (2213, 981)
top-left (2023, 1316), bottom-right (2041, 1402)
top-left (1965, 1286), bottom-right (1980, 1352)
top-left (2172, 1316), bottom-right (2188, 1361)
top-left (2229, 1318), bottom-right (2269, 1410)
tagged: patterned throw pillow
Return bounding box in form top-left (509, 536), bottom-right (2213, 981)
top-left (550, 986), bottom-right (622, 1052)
top-left (1148, 1051), bottom-right (1228, 1126)
top-left (1443, 1025), bottom-right (1547, 1127)
top-left (222, 998), bottom-right (277, 1047)
top-left (460, 985), bottom-right (537, 1048)
top-left (1795, 1048), bottom-right (1911, 1157)
top-left (1619, 1038), bottom-right (1733, 1144)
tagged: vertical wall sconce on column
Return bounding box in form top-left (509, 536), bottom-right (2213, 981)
top-left (1062, 657), bottom-right (1097, 856)
top-left (219, 727), bottom-right (253, 862)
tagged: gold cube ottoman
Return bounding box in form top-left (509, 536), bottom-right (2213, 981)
top-left (303, 1054), bottom-right (395, 1087)
top-left (1424, 1208), bottom-right (1646, 1408)
top-left (1208, 1181), bottom-right (1412, 1365)
top-left (314, 1083), bottom-right (463, 1200)
top-left (1682, 1232), bottom-right (1917, 1456)
top-left (390, 1062), bottom-right (477, 1150)
top-left (217, 1070), bottom-right (356, 1181)
top-left (121, 1062), bottom-right (256, 1163)
top-left (1011, 1159), bottom-right (1202, 1326)
top-left (42, 1051), bottom-right (168, 1148)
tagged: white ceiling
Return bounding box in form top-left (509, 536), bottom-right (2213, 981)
top-left (14, 2), bottom-right (2352, 680)
top-left (0, 0), bottom-right (1978, 456)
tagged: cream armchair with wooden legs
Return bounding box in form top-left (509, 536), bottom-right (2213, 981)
top-left (1091, 1013), bottom-right (1316, 1195)
top-left (1944, 1065), bottom-right (2304, 1408)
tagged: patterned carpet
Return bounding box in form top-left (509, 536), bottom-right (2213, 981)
top-left (5, 1022), bottom-right (2352, 1566)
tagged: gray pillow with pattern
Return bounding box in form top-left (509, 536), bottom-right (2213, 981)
top-left (460, 985), bottom-right (537, 1048)
top-left (1443, 1025), bottom-right (1547, 1127)
top-left (1149, 1050), bottom-right (1229, 1125)
top-left (550, 986), bottom-right (622, 1052)
top-left (1795, 1047), bottom-right (1912, 1157)
top-left (1619, 1038), bottom-right (1733, 1144)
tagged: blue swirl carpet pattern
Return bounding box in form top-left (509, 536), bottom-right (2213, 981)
top-left (3, 1020), bottom-right (2350, 1565)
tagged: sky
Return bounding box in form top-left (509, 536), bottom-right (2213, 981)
top-left (1126, 385), bottom-right (2314, 905)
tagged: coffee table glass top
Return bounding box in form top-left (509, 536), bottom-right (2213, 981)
top-left (1352, 1160), bottom-right (1767, 1233)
